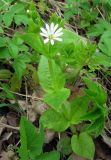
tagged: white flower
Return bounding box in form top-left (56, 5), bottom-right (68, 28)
top-left (40, 23), bottom-right (63, 45)
top-left (27, 9), bottom-right (30, 13)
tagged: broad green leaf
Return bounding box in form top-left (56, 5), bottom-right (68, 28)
top-left (21, 33), bottom-right (45, 54)
top-left (44, 88), bottom-right (70, 110)
top-left (14, 14), bottom-right (29, 25)
top-left (40, 108), bottom-right (70, 132)
top-left (19, 116), bottom-right (44, 160)
top-left (3, 12), bottom-right (14, 27)
top-left (38, 55), bottom-right (65, 92)
top-left (37, 151), bottom-right (60, 160)
top-left (70, 96), bottom-right (89, 124)
top-left (62, 29), bottom-right (86, 45)
top-left (83, 77), bottom-right (107, 105)
top-left (71, 132), bottom-right (95, 160)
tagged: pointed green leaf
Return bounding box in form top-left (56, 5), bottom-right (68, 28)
top-left (40, 108), bottom-right (70, 132)
top-left (19, 116), bottom-right (44, 160)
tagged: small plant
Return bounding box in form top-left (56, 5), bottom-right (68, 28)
top-left (0, 0), bottom-right (110, 160)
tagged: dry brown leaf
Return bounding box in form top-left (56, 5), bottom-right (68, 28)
top-left (70, 153), bottom-right (87, 160)
top-left (0, 116), bottom-right (7, 136)
top-left (45, 129), bottom-right (55, 143)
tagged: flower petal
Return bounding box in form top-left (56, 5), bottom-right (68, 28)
top-left (54, 32), bottom-right (63, 37)
top-left (44, 38), bottom-right (49, 44)
top-left (50, 39), bottom-right (54, 45)
top-left (40, 27), bottom-right (47, 34)
top-left (50, 22), bottom-right (54, 34)
top-left (45, 23), bottom-right (50, 34)
top-left (53, 24), bottom-right (59, 32)
top-left (54, 37), bottom-right (63, 41)
top-left (55, 27), bottom-right (63, 34)
top-left (40, 32), bottom-right (48, 37)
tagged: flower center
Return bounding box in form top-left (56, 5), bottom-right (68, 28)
top-left (49, 34), bottom-right (54, 40)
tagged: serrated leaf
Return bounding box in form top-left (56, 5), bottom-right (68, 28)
top-left (83, 116), bottom-right (105, 136)
top-left (83, 77), bottom-right (107, 105)
top-left (98, 30), bottom-right (111, 57)
top-left (14, 14), bottom-right (29, 25)
top-left (88, 19), bottom-right (111, 37)
top-left (71, 132), bottom-right (95, 160)
top-left (0, 82), bottom-right (15, 99)
top-left (44, 88), bottom-right (70, 110)
top-left (19, 116), bottom-right (44, 160)
top-left (10, 3), bottom-right (25, 14)
top-left (70, 96), bottom-right (89, 124)
top-left (38, 55), bottom-right (65, 92)
top-left (92, 52), bottom-right (111, 67)
top-left (13, 54), bottom-right (31, 80)
top-left (3, 12), bottom-right (14, 27)
top-left (21, 33), bottom-right (45, 54)
top-left (40, 108), bottom-right (70, 132)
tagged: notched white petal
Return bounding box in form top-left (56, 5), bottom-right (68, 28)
top-left (51, 40), bottom-right (54, 45)
top-left (44, 38), bottom-right (49, 44)
top-left (54, 37), bottom-right (63, 41)
top-left (54, 32), bottom-right (63, 37)
top-left (40, 28), bottom-right (48, 35)
top-left (50, 22), bottom-right (54, 34)
top-left (45, 23), bottom-right (50, 33)
top-left (55, 27), bottom-right (63, 34)
top-left (53, 24), bottom-right (59, 32)
top-left (40, 32), bottom-right (48, 37)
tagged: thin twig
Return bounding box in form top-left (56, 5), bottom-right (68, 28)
top-left (0, 123), bottom-right (19, 130)
top-left (96, 6), bottom-right (105, 20)
top-left (0, 87), bottom-right (43, 101)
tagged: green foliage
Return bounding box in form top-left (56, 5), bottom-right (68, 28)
top-left (19, 116), bottom-right (60, 160)
top-left (71, 132), bottom-right (95, 160)
top-left (19, 116), bottom-right (44, 160)
top-left (0, 1), bottom-right (110, 160)
top-left (57, 136), bottom-right (72, 155)
top-left (2, 2), bottom-right (29, 27)
top-left (83, 77), bottom-right (107, 105)
top-left (38, 55), bottom-right (70, 110)
top-left (40, 108), bottom-right (70, 132)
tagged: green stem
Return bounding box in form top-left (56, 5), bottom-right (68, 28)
top-left (48, 43), bottom-right (54, 76)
